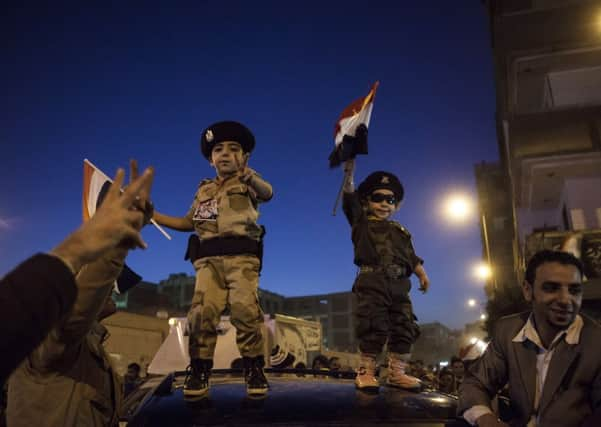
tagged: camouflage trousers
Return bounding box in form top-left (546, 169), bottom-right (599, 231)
top-left (188, 255), bottom-right (264, 359)
top-left (353, 272), bottom-right (420, 355)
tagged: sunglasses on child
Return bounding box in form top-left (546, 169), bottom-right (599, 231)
top-left (369, 193), bottom-right (397, 205)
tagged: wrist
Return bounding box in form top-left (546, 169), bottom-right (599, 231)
top-left (50, 229), bottom-right (88, 274)
top-left (49, 248), bottom-right (81, 276)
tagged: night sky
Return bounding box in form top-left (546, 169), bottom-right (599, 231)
top-left (1, 2), bottom-right (499, 329)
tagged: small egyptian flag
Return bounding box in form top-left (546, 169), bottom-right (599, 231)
top-left (82, 159), bottom-right (142, 294)
top-left (328, 81), bottom-right (379, 168)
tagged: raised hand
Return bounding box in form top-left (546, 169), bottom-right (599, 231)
top-left (51, 165), bottom-right (155, 274)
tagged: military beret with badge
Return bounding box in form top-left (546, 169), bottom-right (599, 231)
top-left (200, 120), bottom-right (256, 160)
top-left (357, 171), bottom-right (404, 203)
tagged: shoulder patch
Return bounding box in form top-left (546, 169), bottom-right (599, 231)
top-left (392, 222), bottom-right (411, 237)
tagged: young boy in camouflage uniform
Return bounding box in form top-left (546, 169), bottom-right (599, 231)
top-left (341, 159), bottom-right (430, 392)
top-left (154, 121), bottom-right (272, 399)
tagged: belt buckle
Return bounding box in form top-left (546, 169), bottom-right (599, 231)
top-left (361, 266), bottom-right (373, 274)
top-left (385, 265), bottom-right (403, 279)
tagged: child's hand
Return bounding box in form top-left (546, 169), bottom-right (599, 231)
top-left (237, 154), bottom-right (255, 183)
top-left (343, 158), bottom-right (355, 174)
top-left (418, 275), bottom-right (430, 294)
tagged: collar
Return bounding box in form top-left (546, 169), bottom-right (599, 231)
top-left (92, 322), bottom-right (110, 343)
top-left (512, 314), bottom-right (583, 349)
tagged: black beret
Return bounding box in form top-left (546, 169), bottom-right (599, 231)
top-left (357, 171), bottom-right (404, 202)
top-left (200, 121), bottom-right (255, 159)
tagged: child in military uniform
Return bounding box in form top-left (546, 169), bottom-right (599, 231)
top-left (341, 159), bottom-right (429, 392)
top-left (153, 121), bottom-right (272, 399)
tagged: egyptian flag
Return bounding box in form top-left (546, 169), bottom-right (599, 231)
top-left (328, 82), bottom-right (379, 168)
top-left (83, 159), bottom-right (142, 294)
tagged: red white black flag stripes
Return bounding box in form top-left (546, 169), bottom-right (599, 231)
top-left (328, 81), bottom-right (379, 168)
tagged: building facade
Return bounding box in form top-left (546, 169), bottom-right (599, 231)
top-left (412, 322), bottom-right (461, 366)
top-left (118, 274), bottom-right (357, 352)
top-left (282, 292), bottom-right (357, 352)
top-left (484, 0), bottom-right (601, 317)
top-left (474, 161), bottom-right (518, 297)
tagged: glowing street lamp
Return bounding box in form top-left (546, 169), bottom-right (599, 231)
top-left (467, 298), bottom-right (477, 308)
top-left (473, 262), bottom-right (492, 281)
top-left (480, 313), bottom-right (487, 321)
top-left (442, 194), bottom-right (474, 223)
top-left (440, 191), bottom-right (497, 292)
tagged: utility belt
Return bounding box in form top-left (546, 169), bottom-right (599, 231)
top-left (185, 235), bottom-right (261, 262)
top-left (359, 264), bottom-right (409, 279)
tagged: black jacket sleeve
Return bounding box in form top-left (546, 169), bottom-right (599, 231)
top-left (0, 253), bottom-right (77, 382)
top-left (342, 191), bottom-right (363, 226)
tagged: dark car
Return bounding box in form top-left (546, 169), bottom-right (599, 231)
top-left (123, 369), bottom-right (469, 427)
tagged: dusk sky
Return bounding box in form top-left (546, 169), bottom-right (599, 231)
top-left (1, 2), bottom-right (499, 329)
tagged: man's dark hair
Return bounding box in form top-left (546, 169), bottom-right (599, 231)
top-left (450, 356), bottom-right (463, 366)
top-left (312, 354), bottom-right (330, 370)
top-left (127, 362), bottom-right (141, 372)
top-left (524, 250), bottom-right (584, 285)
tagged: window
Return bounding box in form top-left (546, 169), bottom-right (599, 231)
top-left (332, 314), bottom-right (349, 329)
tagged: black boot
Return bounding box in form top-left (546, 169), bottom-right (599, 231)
top-left (184, 358), bottom-right (212, 399)
top-left (243, 356), bottom-right (269, 397)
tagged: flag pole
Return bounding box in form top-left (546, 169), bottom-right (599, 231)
top-left (84, 159), bottom-right (172, 240)
top-left (332, 177), bottom-right (345, 216)
top-left (332, 166), bottom-right (353, 216)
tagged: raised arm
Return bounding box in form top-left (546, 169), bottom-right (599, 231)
top-left (343, 159), bottom-right (355, 193)
top-left (238, 155), bottom-right (273, 201)
top-left (153, 211), bottom-right (194, 231)
top-left (23, 163), bottom-right (155, 371)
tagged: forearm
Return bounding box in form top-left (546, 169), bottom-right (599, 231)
top-left (343, 160), bottom-right (355, 193)
top-left (248, 175), bottom-right (273, 201)
top-left (50, 225), bottom-right (101, 274)
top-left (153, 211), bottom-right (194, 231)
top-left (414, 263), bottom-right (427, 280)
top-left (58, 248), bottom-right (126, 344)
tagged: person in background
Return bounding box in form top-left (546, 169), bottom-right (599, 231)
top-left (450, 356), bottom-right (465, 390)
top-left (124, 362), bottom-right (144, 396)
top-left (437, 367), bottom-right (457, 394)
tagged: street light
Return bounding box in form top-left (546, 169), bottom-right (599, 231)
top-left (440, 191), bottom-right (496, 292)
top-left (473, 262), bottom-right (492, 281)
top-left (467, 298), bottom-right (477, 308)
top-left (480, 313), bottom-right (487, 321)
top-left (442, 194), bottom-right (474, 223)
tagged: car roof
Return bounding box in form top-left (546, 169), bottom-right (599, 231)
top-left (126, 370), bottom-right (466, 427)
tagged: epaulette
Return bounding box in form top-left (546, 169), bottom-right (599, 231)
top-left (392, 222), bottom-right (412, 237)
top-left (197, 178), bottom-right (213, 189)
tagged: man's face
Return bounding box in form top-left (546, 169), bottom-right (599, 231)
top-left (127, 366), bottom-right (140, 380)
top-left (367, 189), bottom-right (398, 220)
top-left (439, 373), bottom-right (454, 389)
top-left (451, 361), bottom-right (464, 377)
top-left (522, 261), bottom-right (583, 332)
top-left (210, 141), bottom-right (245, 176)
top-left (330, 358), bottom-right (341, 370)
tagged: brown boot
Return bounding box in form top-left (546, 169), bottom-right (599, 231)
top-left (355, 353), bottom-right (379, 392)
top-left (386, 352), bottom-right (421, 390)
